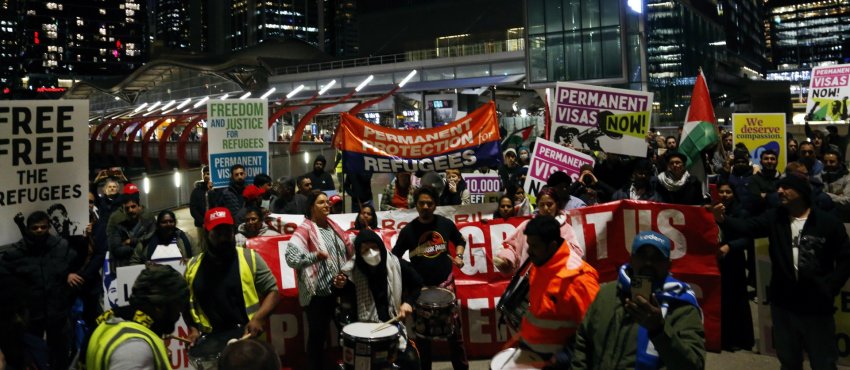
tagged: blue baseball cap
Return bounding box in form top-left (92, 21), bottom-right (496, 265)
top-left (631, 231), bottom-right (671, 259)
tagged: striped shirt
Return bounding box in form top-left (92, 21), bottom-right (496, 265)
top-left (313, 226), bottom-right (347, 297)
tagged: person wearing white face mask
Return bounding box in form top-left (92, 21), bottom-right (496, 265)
top-left (334, 229), bottom-right (424, 370)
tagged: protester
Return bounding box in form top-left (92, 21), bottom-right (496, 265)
top-left (306, 155), bottom-right (335, 191)
top-left (665, 136), bottom-right (678, 151)
top-left (129, 210), bottom-right (192, 265)
top-left (495, 186), bottom-right (583, 276)
top-left (654, 151), bottom-right (705, 205)
top-left (518, 216), bottom-right (599, 367)
top-left (440, 169), bottom-right (471, 206)
top-left (787, 138), bottom-right (799, 163)
top-left (190, 166), bottom-right (211, 253)
top-left (75, 190), bottom-right (108, 333)
top-left (821, 149), bottom-right (850, 222)
top-left (86, 264), bottom-right (188, 370)
top-left (185, 207), bottom-right (280, 343)
top-left (343, 170), bottom-right (374, 213)
top-left (285, 191), bottom-right (353, 370)
top-left (507, 182), bottom-right (534, 216)
top-left (499, 148), bottom-right (520, 188)
top-left (334, 229), bottom-right (423, 370)
top-left (392, 186), bottom-right (468, 370)
top-left (237, 184), bottom-right (266, 223)
top-left (715, 179), bottom-right (755, 351)
top-left (218, 339), bottom-right (282, 370)
top-left (785, 161), bottom-right (835, 212)
top-left (493, 194), bottom-right (516, 220)
top-left (571, 164), bottom-right (615, 205)
top-left (107, 186), bottom-right (155, 268)
top-left (747, 149), bottom-right (781, 213)
top-left (235, 207), bottom-right (281, 248)
top-left (518, 146), bottom-right (531, 166)
top-left (725, 144), bottom-right (758, 210)
top-left (547, 171), bottom-right (586, 211)
top-left (297, 176), bottom-right (313, 196)
top-left (798, 141), bottom-right (824, 176)
top-left (380, 172), bottom-right (414, 211)
top-left (0, 273), bottom-right (50, 370)
top-left (712, 132), bottom-right (734, 174)
top-left (712, 173), bottom-right (850, 370)
top-left (612, 159), bottom-right (660, 201)
top-left (351, 202), bottom-right (379, 231)
top-left (270, 177), bottom-right (309, 215)
top-left (571, 231), bottom-right (706, 370)
top-left (211, 164), bottom-right (247, 218)
top-left (1, 211), bottom-right (77, 370)
top-left (329, 193), bottom-right (344, 214)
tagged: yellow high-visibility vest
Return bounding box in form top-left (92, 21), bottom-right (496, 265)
top-left (185, 247), bottom-right (260, 333)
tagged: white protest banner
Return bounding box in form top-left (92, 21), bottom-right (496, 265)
top-left (550, 82), bottom-right (653, 157)
top-left (463, 174), bottom-right (502, 203)
top-left (0, 100), bottom-right (88, 245)
top-left (207, 99), bottom-right (269, 188)
top-left (805, 63), bottom-right (850, 122)
top-left (523, 137), bottom-right (595, 198)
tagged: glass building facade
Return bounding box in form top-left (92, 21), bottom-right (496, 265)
top-left (526, 0), bottom-right (644, 87)
top-left (765, 0), bottom-right (850, 70)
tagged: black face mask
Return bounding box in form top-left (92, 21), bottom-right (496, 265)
top-left (732, 165), bottom-right (750, 176)
top-left (633, 177), bottom-right (649, 189)
top-left (799, 157), bottom-right (816, 171)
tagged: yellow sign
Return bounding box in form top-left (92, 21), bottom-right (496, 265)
top-left (732, 113), bottom-right (787, 174)
top-left (604, 111), bottom-right (650, 139)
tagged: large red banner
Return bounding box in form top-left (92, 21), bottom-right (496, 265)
top-left (247, 200), bottom-right (720, 366)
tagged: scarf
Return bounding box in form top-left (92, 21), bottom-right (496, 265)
top-left (656, 171), bottom-right (690, 192)
top-left (822, 165), bottom-right (849, 184)
top-left (289, 218), bottom-right (353, 300)
top-left (342, 254), bottom-right (402, 322)
top-left (616, 264), bottom-right (701, 370)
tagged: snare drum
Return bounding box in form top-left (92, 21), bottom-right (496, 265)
top-left (340, 322), bottom-right (400, 370)
top-left (413, 287), bottom-right (458, 339)
top-left (490, 348), bottom-right (545, 370)
top-left (497, 259), bottom-right (532, 331)
top-left (187, 328), bottom-right (243, 370)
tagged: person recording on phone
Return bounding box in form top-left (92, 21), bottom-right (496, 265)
top-left (571, 231), bottom-right (705, 370)
top-left (568, 164), bottom-right (615, 206)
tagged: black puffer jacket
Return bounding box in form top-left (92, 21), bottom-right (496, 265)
top-left (0, 235), bottom-right (77, 322)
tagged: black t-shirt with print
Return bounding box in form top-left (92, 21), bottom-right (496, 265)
top-left (392, 215), bottom-right (465, 286)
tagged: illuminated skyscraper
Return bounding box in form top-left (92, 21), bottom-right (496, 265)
top-left (764, 0), bottom-right (850, 70)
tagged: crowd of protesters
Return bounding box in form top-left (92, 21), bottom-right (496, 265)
top-left (1, 120), bottom-right (849, 370)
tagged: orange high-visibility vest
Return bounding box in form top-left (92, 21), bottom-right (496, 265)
top-left (520, 240), bottom-right (600, 355)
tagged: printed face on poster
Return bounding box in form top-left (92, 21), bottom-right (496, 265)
top-left (0, 100), bottom-right (89, 245)
top-left (806, 63), bottom-right (850, 122)
top-left (732, 113), bottom-right (787, 174)
top-left (549, 82), bottom-right (653, 157)
top-left (207, 99), bottom-right (269, 188)
top-left (523, 138), bottom-right (595, 199)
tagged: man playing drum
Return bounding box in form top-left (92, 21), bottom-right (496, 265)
top-left (184, 208), bottom-right (280, 344)
top-left (518, 216), bottom-right (600, 369)
top-left (334, 229), bottom-right (423, 369)
top-left (392, 186), bottom-right (469, 370)
top-left (87, 264), bottom-right (188, 370)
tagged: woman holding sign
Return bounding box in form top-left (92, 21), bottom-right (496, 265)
top-left (129, 210), bottom-right (192, 265)
top-left (494, 186), bottom-right (584, 275)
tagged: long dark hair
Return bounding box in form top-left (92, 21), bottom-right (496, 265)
top-left (305, 190), bottom-right (327, 219)
top-left (353, 202), bottom-right (378, 230)
top-left (493, 194), bottom-right (515, 220)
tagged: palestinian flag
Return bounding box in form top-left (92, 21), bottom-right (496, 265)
top-left (679, 71), bottom-right (719, 169)
top-left (501, 125), bottom-right (535, 147)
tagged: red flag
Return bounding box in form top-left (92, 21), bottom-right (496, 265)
top-left (685, 71), bottom-right (716, 125)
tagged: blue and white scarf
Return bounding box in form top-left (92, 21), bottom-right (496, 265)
top-left (616, 264), bottom-right (702, 370)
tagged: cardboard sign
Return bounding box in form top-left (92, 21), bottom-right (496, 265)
top-left (732, 113), bottom-right (787, 173)
top-left (523, 138), bottom-right (595, 199)
top-left (550, 82), bottom-right (653, 157)
top-left (0, 100), bottom-right (89, 245)
top-left (207, 99), bottom-right (269, 188)
top-left (806, 64), bottom-right (850, 122)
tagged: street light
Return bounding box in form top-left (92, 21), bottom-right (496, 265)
top-left (355, 75), bottom-right (374, 92)
top-left (260, 87), bottom-right (276, 99)
top-left (398, 70), bottom-right (417, 87)
top-left (318, 80), bottom-right (337, 95)
top-left (286, 84), bottom-right (305, 99)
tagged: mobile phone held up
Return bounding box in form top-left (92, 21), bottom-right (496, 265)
top-left (631, 275), bottom-right (653, 301)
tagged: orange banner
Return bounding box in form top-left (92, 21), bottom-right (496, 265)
top-left (333, 101), bottom-right (502, 173)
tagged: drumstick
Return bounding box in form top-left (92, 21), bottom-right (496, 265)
top-left (227, 332), bottom-right (254, 345)
top-left (370, 313), bottom-right (403, 333)
top-left (165, 335), bottom-right (192, 344)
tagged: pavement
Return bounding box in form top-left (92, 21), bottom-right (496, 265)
top-left (172, 205), bottom-right (849, 370)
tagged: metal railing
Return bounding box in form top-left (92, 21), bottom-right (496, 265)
top-left (274, 38), bottom-right (525, 75)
